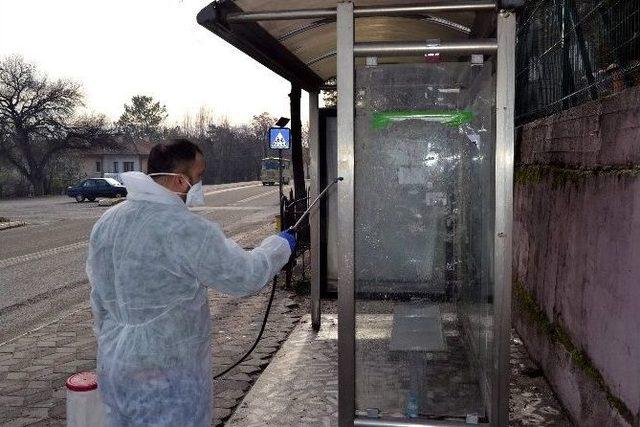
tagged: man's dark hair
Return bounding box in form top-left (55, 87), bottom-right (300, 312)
top-left (147, 138), bottom-right (203, 174)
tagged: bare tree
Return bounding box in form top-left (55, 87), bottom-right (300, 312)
top-left (195, 106), bottom-right (214, 138)
top-left (0, 56), bottom-right (113, 195)
top-left (181, 111), bottom-right (194, 137)
top-left (250, 112), bottom-right (276, 143)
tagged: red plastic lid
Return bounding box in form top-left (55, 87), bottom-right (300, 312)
top-left (66, 371), bottom-right (98, 392)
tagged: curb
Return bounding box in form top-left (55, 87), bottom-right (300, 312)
top-left (97, 198), bottom-right (126, 207)
top-left (0, 221), bottom-right (27, 231)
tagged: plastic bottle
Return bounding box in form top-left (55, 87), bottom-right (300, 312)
top-left (405, 392), bottom-right (419, 418)
top-left (66, 371), bottom-right (105, 427)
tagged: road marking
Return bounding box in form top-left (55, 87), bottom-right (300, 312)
top-left (0, 277), bottom-right (88, 315)
top-left (0, 225), bottom-right (272, 348)
top-left (233, 189), bottom-right (279, 205)
top-left (0, 185), bottom-right (275, 268)
top-left (0, 241), bottom-right (89, 269)
top-left (0, 302), bottom-right (88, 348)
top-left (204, 183), bottom-right (262, 196)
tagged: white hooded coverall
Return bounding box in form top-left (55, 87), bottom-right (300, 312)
top-left (86, 172), bottom-right (291, 426)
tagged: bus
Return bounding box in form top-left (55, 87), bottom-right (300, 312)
top-left (260, 157), bottom-right (291, 186)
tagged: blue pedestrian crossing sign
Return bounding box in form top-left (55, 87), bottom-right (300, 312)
top-left (268, 127), bottom-right (291, 150)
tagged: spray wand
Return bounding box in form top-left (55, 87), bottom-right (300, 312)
top-left (289, 176), bottom-right (343, 232)
top-left (213, 177), bottom-right (343, 379)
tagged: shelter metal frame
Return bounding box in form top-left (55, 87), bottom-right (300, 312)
top-left (225, 2), bottom-right (497, 22)
top-left (198, 2), bottom-right (517, 426)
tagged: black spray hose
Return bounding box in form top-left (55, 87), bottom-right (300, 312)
top-left (213, 177), bottom-right (342, 379)
top-left (213, 274), bottom-right (279, 379)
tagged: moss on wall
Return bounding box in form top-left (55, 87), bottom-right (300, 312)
top-left (515, 165), bottom-right (640, 189)
top-left (513, 279), bottom-right (635, 424)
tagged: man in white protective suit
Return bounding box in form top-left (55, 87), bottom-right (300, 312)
top-left (86, 138), bottom-right (296, 426)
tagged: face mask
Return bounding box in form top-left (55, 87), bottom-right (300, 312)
top-left (148, 173), bottom-right (205, 207)
top-left (185, 180), bottom-right (205, 207)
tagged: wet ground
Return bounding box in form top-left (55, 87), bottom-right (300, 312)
top-left (229, 297), bottom-right (574, 426)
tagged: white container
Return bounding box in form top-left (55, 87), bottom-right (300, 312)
top-left (66, 371), bottom-right (106, 427)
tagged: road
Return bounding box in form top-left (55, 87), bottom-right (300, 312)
top-left (0, 181), bottom-right (286, 344)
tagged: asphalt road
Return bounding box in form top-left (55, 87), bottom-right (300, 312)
top-left (0, 181), bottom-right (287, 344)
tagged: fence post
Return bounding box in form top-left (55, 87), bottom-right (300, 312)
top-left (567, 0), bottom-right (598, 100)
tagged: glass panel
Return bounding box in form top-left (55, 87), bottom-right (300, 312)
top-left (354, 62), bottom-right (495, 421)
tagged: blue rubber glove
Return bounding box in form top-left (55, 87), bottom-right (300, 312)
top-left (278, 230), bottom-right (296, 253)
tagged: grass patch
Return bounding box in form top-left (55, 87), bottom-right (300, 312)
top-left (513, 279), bottom-right (634, 424)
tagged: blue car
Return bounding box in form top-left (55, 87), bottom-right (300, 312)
top-left (66, 178), bottom-right (127, 203)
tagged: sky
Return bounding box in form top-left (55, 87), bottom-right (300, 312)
top-left (0, 0), bottom-right (309, 126)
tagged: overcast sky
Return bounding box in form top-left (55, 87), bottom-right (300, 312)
top-left (0, 0), bottom-right (309, 126)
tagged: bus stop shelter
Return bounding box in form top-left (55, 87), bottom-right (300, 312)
top-left (197, 1), bottom-right (519, 425)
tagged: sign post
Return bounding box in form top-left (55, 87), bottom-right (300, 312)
top-left (278, 149), bottom-right (283, 227)
top-left (268, 127), bottom-right (291, 230)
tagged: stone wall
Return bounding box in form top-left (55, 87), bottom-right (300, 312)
top-left (513, 86), bottom-right (640, 427)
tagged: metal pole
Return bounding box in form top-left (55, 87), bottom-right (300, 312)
top-left (493, 10), bottom-right (515, 427)
top-left (279, 149), bottom-right (284, 230)
top-left (597, 4), bottom-right (634, 88)
top-left (567, 0), bottom-right (597, 100)
top-left (356, 2), bottom-right (495, 16)
top-left (228, 8), bottom-right (335, 22)
top-left (226, 2), bottom-right (496, 22)
top-left (337, 2), bottom-right (355, 426)
top-left (560, 0), bottom-right (575, 109)
top-left (290, 85), bottom-right (306, 201)
top-left (353, 40), bottom-right (497, 56)
top-left (308, 92), bottom-right (321, 331)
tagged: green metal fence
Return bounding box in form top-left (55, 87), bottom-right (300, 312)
top-left (516, 0), bottom-right (640, 125)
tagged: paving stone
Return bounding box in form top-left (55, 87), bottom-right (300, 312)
top-left (0, 381), bottom-right (29, 395)
top-left (213, 407), bottom-right (232, 420)
top-left (227, 373), bottom-right (252, 382)
top-left (48, 403), bottom-right (65, 419)
top-left (0, 344), bottom-right (17, 353)
top-left (0, 417), bottom-right (42, 427)
top-left (20, 407), bottom-right (49, 419)
top-left (31, 372), bottom-right (67, 383)
top-left (0, 406), bottom-right (22, 420)
top-left (239, 357), bottom-right (269, 368)
top-left (235, 365), bottom-right (260, 375)
top-left (22, 390), bottom-right (53, 406)
top-left (4, 388), bottom-right (46, 398)
top-left (0, 280), bottom-right (305, 426)
top-left (213, 397), bottom-right (239, 409)
top-left (6, 373), bottom-right (28, 381)
top-left (28, 400), bottom-right (55, 409)
top-left (0, 396), bottom-right (24, 407)
top-left (22, 420), bottom-right (58, 427)
top-left (216, 388), bottom-right (245, 401)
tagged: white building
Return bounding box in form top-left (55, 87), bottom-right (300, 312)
top-left (78, 139), bottom-right (154, 180)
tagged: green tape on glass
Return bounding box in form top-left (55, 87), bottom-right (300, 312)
top-left (372, 110), bottom-right (474, 129)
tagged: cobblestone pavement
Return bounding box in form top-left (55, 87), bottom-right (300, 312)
top-left (227, 315), bottom-right (339, 427)
top-left (0, 288), bottom-right (303, 427)
top-left (509, 335), bottom-right (573, 426)
top-left (229, 309), bottom-right (573, 427)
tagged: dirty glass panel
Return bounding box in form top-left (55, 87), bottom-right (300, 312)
top-left (354, 62), bottom-right (495, 421)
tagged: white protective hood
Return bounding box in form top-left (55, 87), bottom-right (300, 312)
top-left (120, 171), bottom-right (185, 207)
